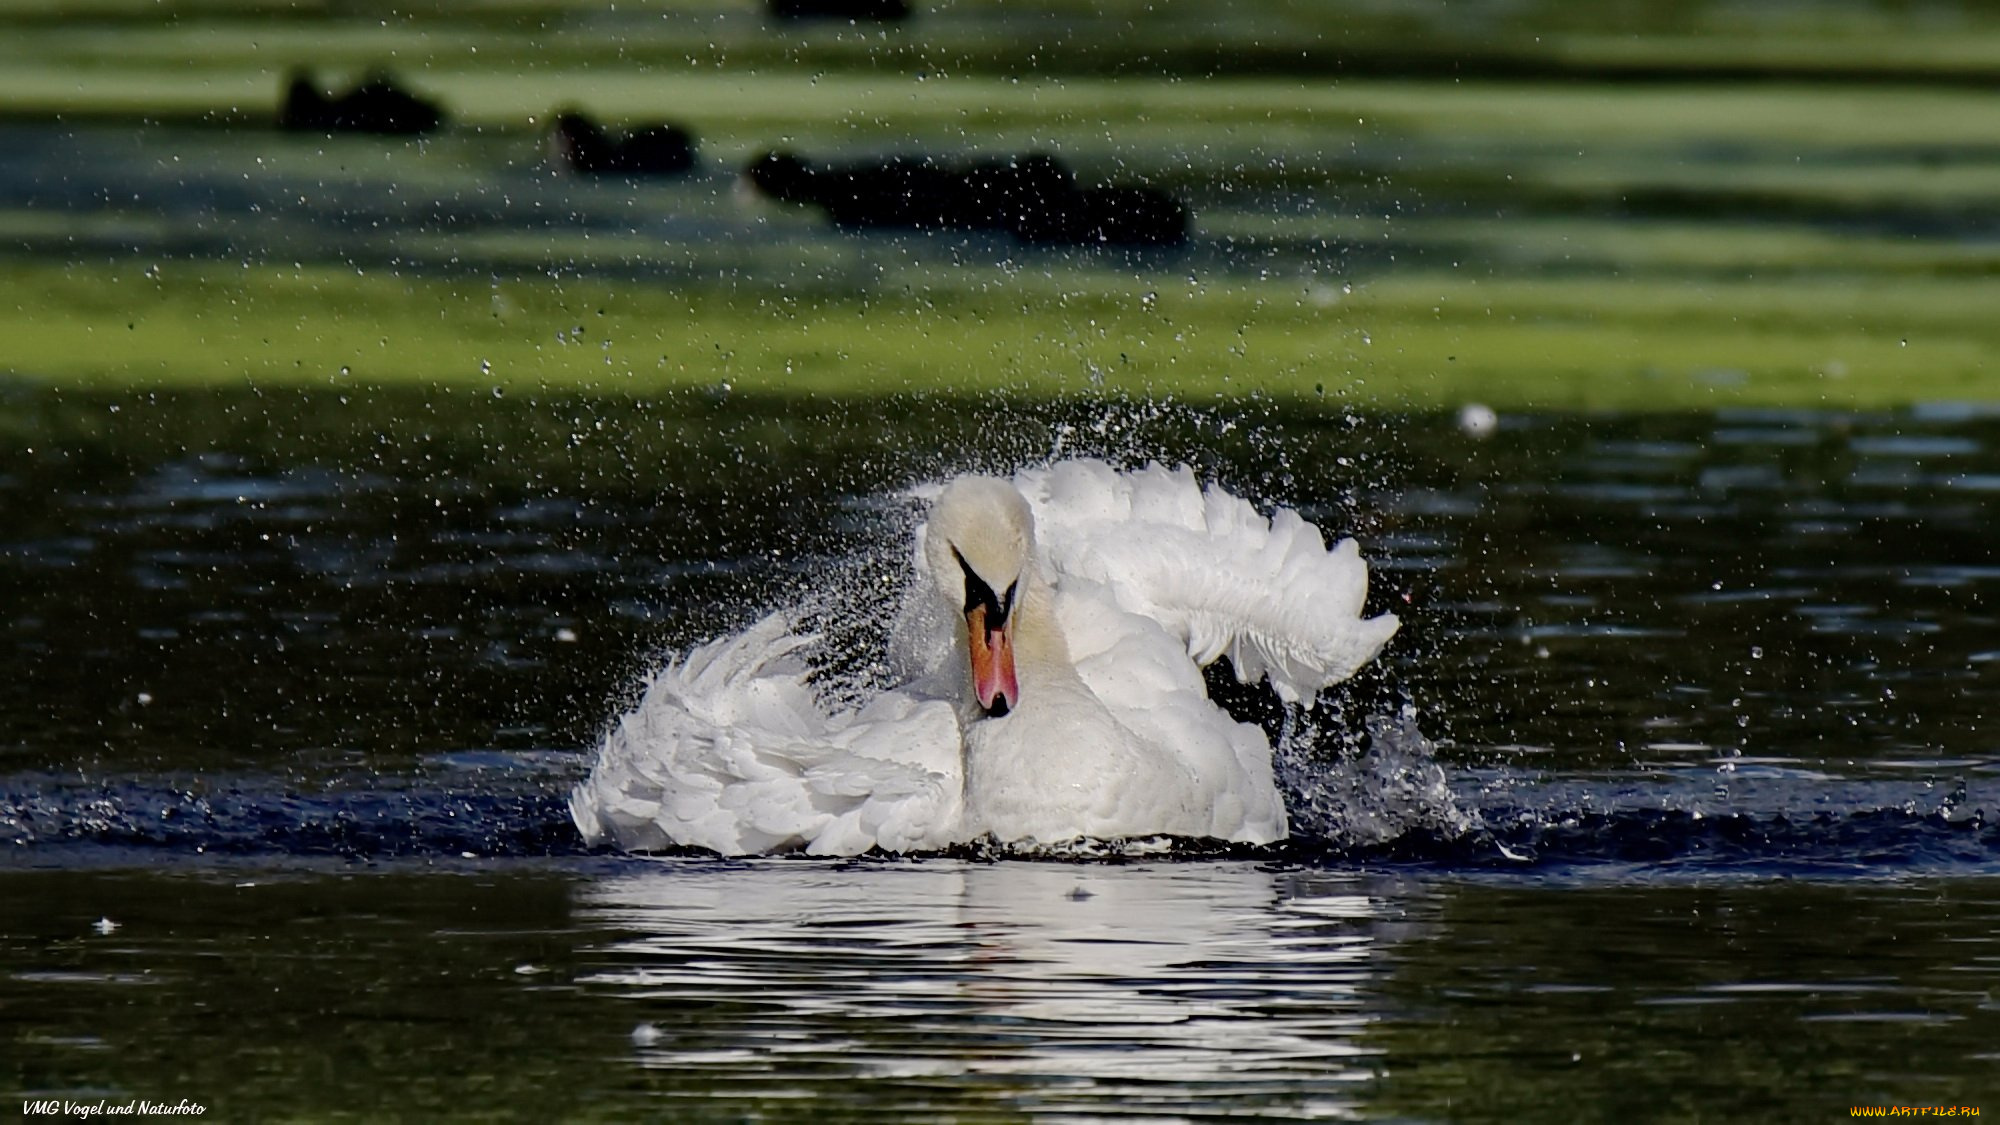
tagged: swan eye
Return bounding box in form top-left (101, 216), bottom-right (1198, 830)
top-left (951, 545), bottom-right (1009, 626)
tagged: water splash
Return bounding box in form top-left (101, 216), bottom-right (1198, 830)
top-left (1276, 706), bottom-right (1478, 848)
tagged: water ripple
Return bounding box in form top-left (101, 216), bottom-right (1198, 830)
top-left (2, 766), bottom-right (1993, 877)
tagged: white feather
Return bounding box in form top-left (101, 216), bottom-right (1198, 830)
top-left (570, 613), bottom-right (964, 856)
top-left (1014, 460), bottom-right (1398, 705)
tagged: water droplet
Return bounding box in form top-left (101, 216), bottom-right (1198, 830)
top-left (1458, 403), bottom-right (1498, 438)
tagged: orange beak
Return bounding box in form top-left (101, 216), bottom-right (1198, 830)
top-left (966, 604), bottom-right (1019, 717)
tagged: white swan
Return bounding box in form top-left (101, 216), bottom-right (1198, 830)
top-left (570, 460), bottom-right (1400, 856)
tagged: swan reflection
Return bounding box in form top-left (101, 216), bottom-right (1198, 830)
top-left (576, 861), bottom-right (1395, 1116)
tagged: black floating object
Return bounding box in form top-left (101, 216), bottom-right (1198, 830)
top-left (746, 149), bottom-right (1189, 246)
top-left (961, 152), bottom-right (1080, 237)
top-left (280, 70), bottom-right (444, 136)
top-left (746, 150), bottom-right (817, 205)
top-left (746, 149), bottom-right (971, 231)
top-left (548, 111), bottom-right (697, 176)
top-left (769, 0), bottom-right (910, 20)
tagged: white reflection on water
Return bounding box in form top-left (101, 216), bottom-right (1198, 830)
top-left (575, 861), bottom-right (1396, 1117)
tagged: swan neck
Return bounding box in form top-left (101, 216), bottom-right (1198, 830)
top-left (1007, 572), bottom-right (1072, 682)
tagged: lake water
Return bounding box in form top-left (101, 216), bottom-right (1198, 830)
top-left (4, 388), bottom-right (1997, 1117)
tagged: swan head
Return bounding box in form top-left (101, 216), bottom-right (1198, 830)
top-left (923, 476), bottom-right (1033, 719)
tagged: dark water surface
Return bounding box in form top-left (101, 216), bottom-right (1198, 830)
top-left (5, 385), bottom-right (1998, 1118)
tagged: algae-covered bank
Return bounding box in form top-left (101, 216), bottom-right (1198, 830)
top-left (5, 0), bottom-right (2000, 408)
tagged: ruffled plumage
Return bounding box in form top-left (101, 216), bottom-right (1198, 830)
top-left (572, 459), bottom-right (1399, 855)
top-left (570, 615), bottom-right (964, 856)
top-left (1015, 460), bottom-right (1398, 704)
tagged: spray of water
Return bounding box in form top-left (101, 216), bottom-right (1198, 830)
top-left (1276, 706), bottom-right (1477, 849)
top-left (727, 394), bottom-right (1477, 856)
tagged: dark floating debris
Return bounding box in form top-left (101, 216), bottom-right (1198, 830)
top-left (768, 0), bottom-right (910, 21)
top-left (547, 111), bottom-right (697, 177)
top-left (279, 69), bottom-right (445, 136)
top-left (745, 149), bottom-right (1189, 246)
top-left (747, 150), bottom-right (967, 231)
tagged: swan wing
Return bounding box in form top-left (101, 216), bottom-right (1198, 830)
top-left (1015, 459), bottom-right (1399, 706)
top-left (571, 613), bottom-right (965, 856)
